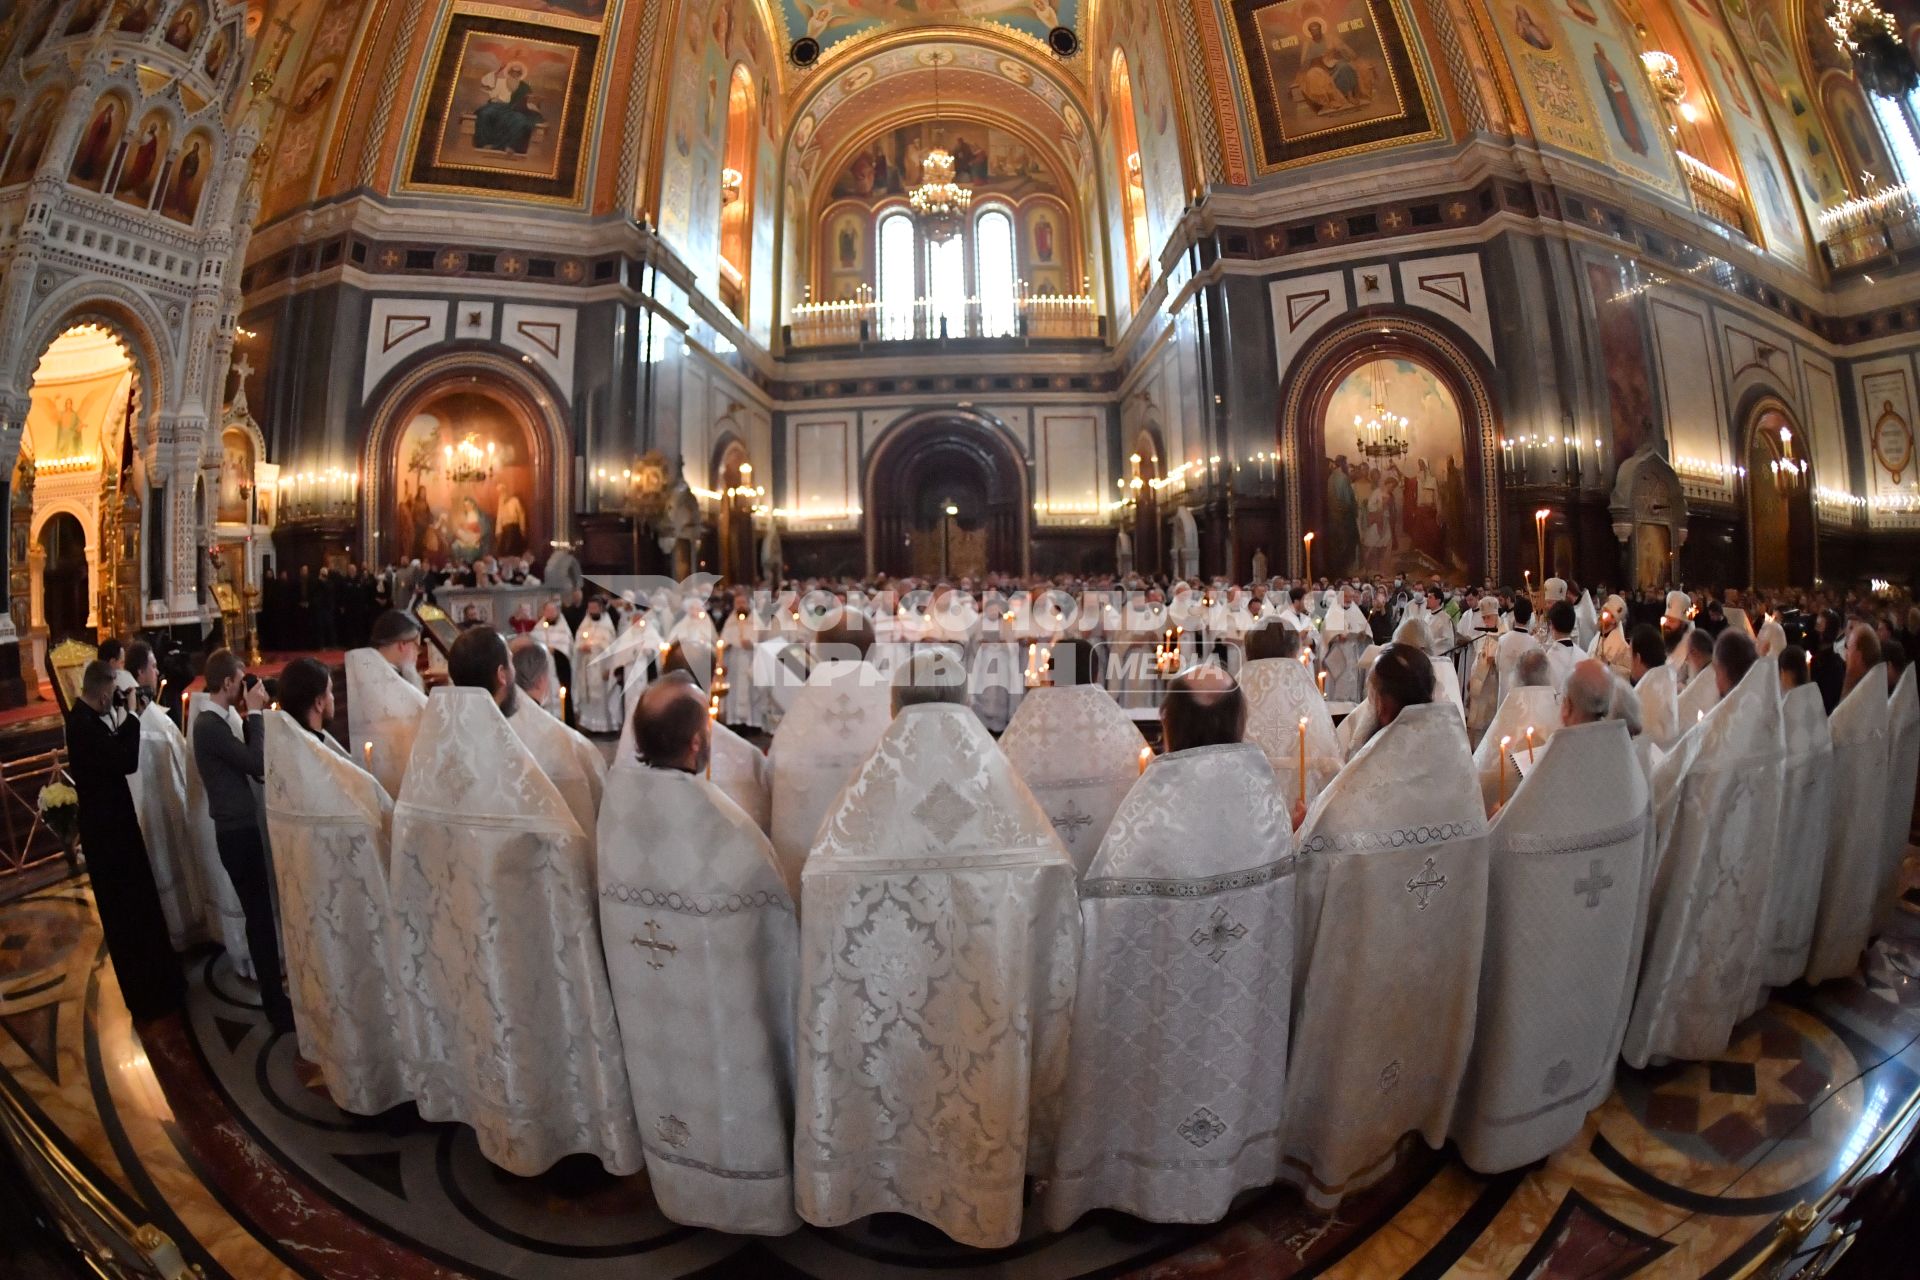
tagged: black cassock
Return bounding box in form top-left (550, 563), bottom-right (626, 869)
top-left (65, 705), bottom-right (184, 1020)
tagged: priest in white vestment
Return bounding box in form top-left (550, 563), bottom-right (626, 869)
top-left (617, 642), bottom-right (772, 833)
top-left (506, 640), bottom-right (607, 842)
top-left (180, 690), bottom-right (254, 977)
top-left (1461, 596), bottom-right (1505, 745)
top-left (126, 645), bottom-right (206, 948)
top-left (1805, 650), bottom-right (1893, 983)
top-left (1573, 589), bottom-right (1599, 651)
top-left (1675, 638), bottom-right (1721, 726)
top-left (998, 638), bottom-right (1148, 875)
top-left (344, 640), bottom-right (428, 802)
top-left (1045, 665), bottom-right (1294, 1228)
top-left (1631, 625), bottom-right (1682, 752)
top-left (1321, 587), bottom-right (1370, 703)
top-left (571, 597), bottom-right (621, 733)
top-left (1283, 644), bottom-right (1489, 1207)
top-left (1622, 638), bottom-right (1786, 1067)
top-left (1589, 595), bottom-right (1631, 680)
top-left (1495, 599), bottom-right (1540, 705)
top-left (1471, 651), bottom-right (1561, 814)
top-left (392, 644), bottom-right (640, 1177)
top-left (1396, 616), bottom-right (1464, 714)
top-left (766, 651), bottom-right (891, 888)
top-left (1238, 623), bottom-right (1341, 814)
top-left (1542, 601), bottom-right (1583, 693)
top-left (1756, 661), bottom-right (1835, 991)
top-left (1453, 665), bottom-right (1653, 1172)
top-left (1662, 591), bottom-right (1694, 673)
top-left (794, 656), bottom-right (1078, 1247)
top-left (263, 674), bottom-right (408, 1117)
top-left (597, 675), bottom-right (800, 1234)
top-left (1877, 664), bottom-right (1918, 932)
top-left (718, 599), bottom-right (759, 728)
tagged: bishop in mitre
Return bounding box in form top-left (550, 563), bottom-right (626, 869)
top-left (1453, 662), bottom-right (1653, 1172)
top-left (505, 638), bottom-right (607, 841)
top-left (794, 652), bottom-right (1078, 1248)
top-left (766, 623), bottom-right (891, 887)
top-left (1471, 650), bottom-right (1560, 814)
top-left (619, 642), bottom-right (771, 833)
top-left (597, 674), bottom-right (799, 1234)
top-left (1283, 644), bottom-right (1489, 1207)
top-left (1238, 622), bottom-right (1340, 814)
top-left (263, 662), bottom-right (408, 1116)
top-left (999, 638), bottom-right (1148, 875)
top-left (1756, 653), bottom-right (1834, 991)
top-left (391, 634), bottom-right (640, 1176)
top-left (1044, 665), bottom-right (1295, 1228)
top-left (1623, 633), bottom-right (1786, 1066)
top-left (345, 610), bottom-right (428, 799)
top-left (125, 641), bottom-right (207, 948)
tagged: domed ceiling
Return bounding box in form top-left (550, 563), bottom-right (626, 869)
top-left (774, 0), bottom-right (1083, 64)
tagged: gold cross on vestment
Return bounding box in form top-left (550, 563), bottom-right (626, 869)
top-left (632, 920), bottom-right (677, 970)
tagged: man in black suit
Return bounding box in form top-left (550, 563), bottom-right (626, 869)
top-left (65, 660), bottom-right (183, 1021)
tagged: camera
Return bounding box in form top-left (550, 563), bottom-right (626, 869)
top-left (110, 687), bottom-right (128, 709)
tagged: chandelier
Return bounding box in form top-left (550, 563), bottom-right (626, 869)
top-left (910, 59), bottom-right (971, 243)
top-left (1639, 50), bottom-right (1684, 104)
top-left (1352, 359), bottom-right (1412, 459)
top-left (1770, 425), bottom-right (1808, 494)
top-left (1828, 0), bottom-right (1918, 96)
top-left (444, 432), bottom-right (497, 484)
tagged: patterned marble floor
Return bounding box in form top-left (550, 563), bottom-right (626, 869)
top-left (1, 878), bottom-right (1917, 1280)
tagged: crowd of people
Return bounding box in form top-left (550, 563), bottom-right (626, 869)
top-left (58, 561), bottom-right (1920, 1249)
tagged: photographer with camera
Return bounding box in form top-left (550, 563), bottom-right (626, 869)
top-left (66, 659), bottom-right (184, 1021)
top-left (192, 648), bottom-right (293, 1033)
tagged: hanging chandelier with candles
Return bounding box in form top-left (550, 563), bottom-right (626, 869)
top-left (1770, 424), bottom-right (1808, 494)
top-left (444, 432), bottom-right (497, 484)
top-left (1353, 358), bottom-right (1413, 459)
top-left (909, 58), bottom-right (971, 243)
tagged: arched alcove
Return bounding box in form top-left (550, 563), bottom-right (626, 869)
top-left (712, 436), bottom-right (755, 586)
top-left (1282, 316), bottom-right (1502, 581)
top-left (36, 512), bottom-right (88, 641)
top-left (864, 413), bottom-right (1028, 577)
top-left (1743, 400), bottom-right (1815, 588)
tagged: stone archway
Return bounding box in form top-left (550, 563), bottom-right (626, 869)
top-left (864, 413), bottom-right (1028, 578)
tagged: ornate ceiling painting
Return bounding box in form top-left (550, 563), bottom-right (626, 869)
top-left (787, 40), bottom-right (1094, 215)
top-left (774, 0), bottom-right (1083, 66)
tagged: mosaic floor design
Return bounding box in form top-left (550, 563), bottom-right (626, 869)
top-left (1, 880), bottom-right (1916, 1279)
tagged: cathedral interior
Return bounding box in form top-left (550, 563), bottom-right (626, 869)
top-left (1, 0), bottom-right (1919, 1275)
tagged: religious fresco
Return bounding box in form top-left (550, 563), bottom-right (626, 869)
top-left (1096, 0), bottom-right (1182, 278)
top-left (217, 427), bottom-right (256, 524)
top-left (162, 0), bottom-right (204, 52)
top-left (390, 390), bottom-right (537, 567)
top-left (1318, 358), bottom-right (1472, 579)
top-left (1227, 0), bottom-right (1440, 172)
top-left (158, 131), bottom-right (212, 222)
top-left (1483, 0), bottom-right (1679, 196)
top-left (829, 120), bottom-right (1053, 199)
top-left (259, 0), bottom-right (369, 219)
top-left (403, 7), bottom-right (602, 204)
top-left (68, 96), bottom-right (127, 192)
top-left (1729, 0), bottom-right (1849, 207)
top-left (24, 364), bottom-right (132, 468)
top-left (774, 0), bottom-right (1082, 60)
top-left (1, 89), bottom-right (60, 185)
top-left (655, 0), bottom-right (784, 310)
top-left (1586, 262), bottom-right (1657, 464)
top-left (1821, 73), bottom-right (1893, 187)
top-left (113, 110), bottom-right (171, 208)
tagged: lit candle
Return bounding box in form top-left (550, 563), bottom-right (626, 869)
top-left (1303, 531), bottom-right (1315, 584)
top-left (363, 741), bottom-right (374, 771)
top-left (1498, 735), bottom-right (1511, 808)
top-left (707, 697), bottom-right (719, 779)
top-left (560, 686), bottom-right (568, 721)
top-left (1697, 708), bottom-right (1705, 724)
top-left (1138, 745), bottom-right (1152, 775)
top-left (1318, 670), bottom-right (1328, 696)
top-left (1524, 725), bottom-right (1536, 763)
top-left (1297, 716), bottom-right (1309, 801)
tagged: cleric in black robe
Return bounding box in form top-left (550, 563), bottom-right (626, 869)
top-left (64, 660), bottom-right (183, 1020)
